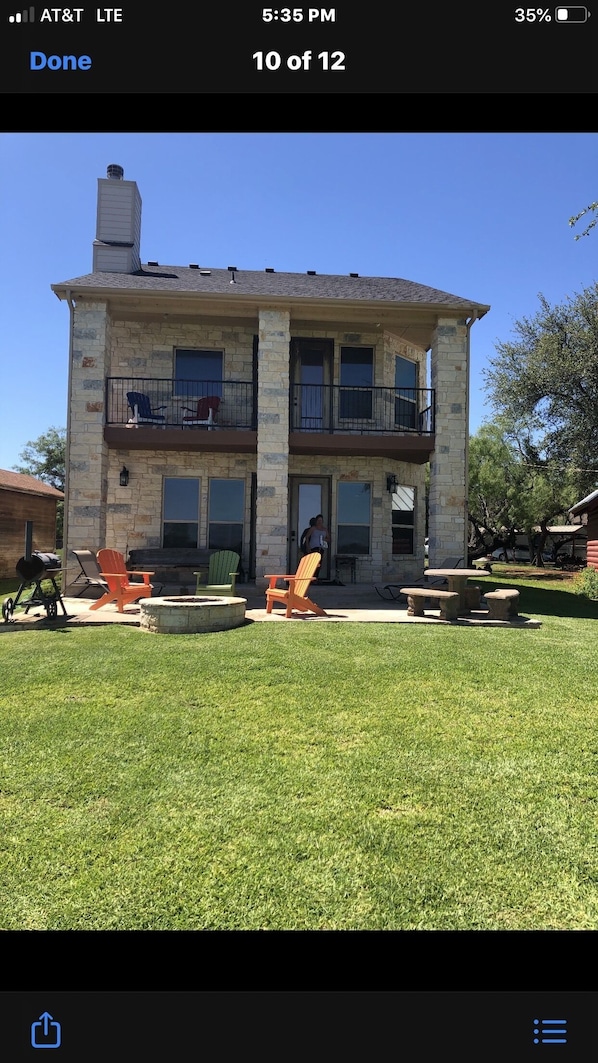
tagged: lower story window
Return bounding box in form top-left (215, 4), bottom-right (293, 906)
top-left (391, 486), bottom-right (415, 554)
top-left (162, 477), bottom-right (200, 548)
top-left (336, 481), bottom-right (371, 554)
top-left (208, 479), bottom-right (244, 555)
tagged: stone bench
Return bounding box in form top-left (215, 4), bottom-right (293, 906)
top-left (400, 587), bottom-right (460, 622)
top-left (484, 588), bottom-right (520, 621)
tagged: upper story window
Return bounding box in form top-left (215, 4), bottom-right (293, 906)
top-left (339, 347), bottom-right (374, 420)
top-left (395, 355), bottom-right (418, 430)
top-left (175, 349), bottom-right (223, 400)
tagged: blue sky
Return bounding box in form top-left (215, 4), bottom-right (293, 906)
top-left (1, 132), bottom-right (596, 473)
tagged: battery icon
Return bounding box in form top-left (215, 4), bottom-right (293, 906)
top-left (555, 6), bottom-right (590, 19)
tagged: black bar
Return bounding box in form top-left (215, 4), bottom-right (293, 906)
top-left (0, 990), bottom-right (596, 1061)
top-left (24, 520), bottom-right (33, 560)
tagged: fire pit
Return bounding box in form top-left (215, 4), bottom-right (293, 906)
top-left (139, 595), bottom-right (247, 634)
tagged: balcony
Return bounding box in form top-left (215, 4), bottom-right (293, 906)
top-left (289, 384), bottom-right (435, 461)
top-left (104, 377), bottom-right (257, 453)
top-left (103, 379), bottom-right (435, 462)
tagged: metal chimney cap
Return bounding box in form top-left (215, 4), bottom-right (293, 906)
top-left (107, 164), bottom-right (124, 180)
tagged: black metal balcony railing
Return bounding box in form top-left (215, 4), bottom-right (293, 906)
top-left (290, 385), bottom-right (435, 434)
top-left (105, 379), bottom-right (435, 435)
top-left (106, 379), bottom-right (257, 429)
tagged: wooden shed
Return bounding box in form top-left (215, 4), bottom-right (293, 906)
top-left (569, 489), bottom-right (598, 571)
top-left (0, 469), bottom-right (64, 579)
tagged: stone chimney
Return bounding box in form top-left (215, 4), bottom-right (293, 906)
top-left (92, 164), bottom-right (142, 273)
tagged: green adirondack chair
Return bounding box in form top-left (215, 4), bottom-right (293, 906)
top-left (194, 550), bottom-right (240, 595)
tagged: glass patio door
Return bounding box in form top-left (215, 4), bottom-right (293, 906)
top-left (290, 339), bottom-right (333, 431)
top-left (289, 476), bottom-right (331, 579)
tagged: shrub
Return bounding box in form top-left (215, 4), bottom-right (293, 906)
top-left (573, 566), bottom-right (598, 599)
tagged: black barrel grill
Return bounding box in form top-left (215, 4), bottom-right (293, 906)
top-left (2, 551), bottom-right (67, 623)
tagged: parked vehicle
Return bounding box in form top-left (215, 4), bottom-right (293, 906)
top-left (491, 546), bottom-right (552, 563)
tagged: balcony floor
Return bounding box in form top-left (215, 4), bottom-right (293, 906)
top-left (104, 426), bottom-right (257, 452)
top-left (288, 431), bottom-right (434, 462)
top-left (105, 426), bottom-right (433, 461)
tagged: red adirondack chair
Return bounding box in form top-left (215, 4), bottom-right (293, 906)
top-left (89, 549), bottom-right (154, 613)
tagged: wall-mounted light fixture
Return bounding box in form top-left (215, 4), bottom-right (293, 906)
top-left (119, 465), bottom-right (129, 487)
top-left (386, 474), bottom-right (398, 494)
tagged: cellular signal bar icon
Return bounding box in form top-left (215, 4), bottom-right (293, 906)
top-left (8, 6), bottom-right (35, 21)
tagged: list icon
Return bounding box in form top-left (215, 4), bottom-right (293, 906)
top-left (533, 1017), bottom-right (568, 1045)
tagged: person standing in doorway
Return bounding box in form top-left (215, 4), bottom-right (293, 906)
top-left (300, 517), bottom-right (317, 555)
top-left (313, 514), bottom-right (330, 554)
top-left (301, 515), bottom-right (330, 557)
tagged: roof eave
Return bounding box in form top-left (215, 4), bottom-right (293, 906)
top-left (50, 283), bottom-right (490, 318)
top-left (569, 489), bottom-right (598, 516)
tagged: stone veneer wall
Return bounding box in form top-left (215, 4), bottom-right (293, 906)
top-left (108, 320), bottom-right (255, 382)
top-left (101, 451), bottom-right (424, 586)
top-left (288, 454), bottom-right (425, 584)
top-left (64, 301), bottom-right (111, 587)
top-left (254, 309), bottom-right (290, 588)
top-left (428, 317), bottom-right (469, 565)
top-left (107, 320), bottom-right (407, 385)
top-left (104, 449), bottom-right (255, 567)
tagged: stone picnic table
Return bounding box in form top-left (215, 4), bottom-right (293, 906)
top-left (424, 567), bottom-right (490, 614)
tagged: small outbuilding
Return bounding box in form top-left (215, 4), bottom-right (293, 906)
top-left (569, 489), bottom-right (598, 571)
top-left (0, 469), bottom-right (64, 579)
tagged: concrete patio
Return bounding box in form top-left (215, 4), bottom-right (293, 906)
top-left (0, 582), bottom-right (542, 629)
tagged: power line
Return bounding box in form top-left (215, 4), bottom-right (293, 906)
top-left (517, 461), bottom-right (598, 474)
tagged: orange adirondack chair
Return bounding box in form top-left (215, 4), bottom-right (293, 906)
top-left (265, 551), bottom-right (327, 619)
top-left (89, 549), bottom-right (154, 612)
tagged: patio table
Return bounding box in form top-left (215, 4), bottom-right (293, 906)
top-left (425, 568), bottom-right (489, 614)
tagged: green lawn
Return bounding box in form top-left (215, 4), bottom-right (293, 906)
top-left (1, 572), bottom-right (597, 929)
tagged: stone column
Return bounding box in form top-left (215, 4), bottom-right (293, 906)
top-left (428, 317), bottom-right (469, 565)
top-left (64, 301), bottom-right (110, 588)
top-left (254, 308), bottom-right (290, 588)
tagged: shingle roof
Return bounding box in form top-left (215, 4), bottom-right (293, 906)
top-left (52, 264), bottom-right (490, 313)
top-left (0, 469), bottom-right (64, 498)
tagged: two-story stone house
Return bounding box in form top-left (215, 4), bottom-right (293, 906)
top-left (52, 165), bottom-right (490, 590)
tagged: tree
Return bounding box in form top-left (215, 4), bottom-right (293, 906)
top-left (468, 422), bottom-right (584, 566)
top-left (468, 423), bottom-right (520, 550)
top-left (13, 426), bottom-right (66, 492)
top-left (569, 201), bottom-right (598, 240)
top-left (13, 427), bottom-right (66, 544)
top-left (484, 285), bottom-right (598, 494)
top-left (505, 427), bottom-right (583, 565)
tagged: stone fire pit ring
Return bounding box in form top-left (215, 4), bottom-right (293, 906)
top-left (139, 595), bottom-right (247, 634)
